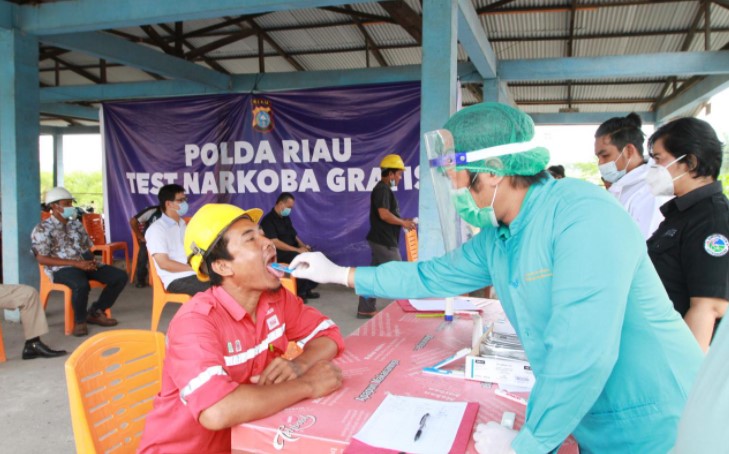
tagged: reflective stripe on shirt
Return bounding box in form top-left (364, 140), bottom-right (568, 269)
top-left (223, 324), bottom-right (287, 367)
top-left (180, 366), bottom-right (228, 405)
top-left (296, 319), bottom-right (336, 349)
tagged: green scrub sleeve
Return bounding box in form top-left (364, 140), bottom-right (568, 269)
top-left (512, 197), bottom-right (644, 453)
top-left (354, 236), bottom-right (493, 299)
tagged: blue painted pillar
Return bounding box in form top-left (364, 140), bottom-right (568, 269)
top-left (483, 78), bottom-right (514, 105)
top-left (53, 131), bottom-right (64, 187)
top-left (0, 29), bottom-right (40, 286)
top-left (419, 0), bottom-right (458, 260)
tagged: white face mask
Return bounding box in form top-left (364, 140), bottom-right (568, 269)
top-left (644, 154), bottom-right (687, 197)
top-left (598, 147), bottom-right (632, 184)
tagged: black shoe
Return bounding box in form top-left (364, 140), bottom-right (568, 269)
top-left (135, 281), bottom-right (147, 288)
top-left (22, 340), bottom-right (67, 360)
top-left (304, 291), bottom-right (320, 299)
top-left (356, 311), bottom-right (378, 319)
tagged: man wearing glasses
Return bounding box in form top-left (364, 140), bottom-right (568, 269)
top-left (146, 184), bottom-right (210, 296)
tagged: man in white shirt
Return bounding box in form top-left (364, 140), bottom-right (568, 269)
top-left (145, 184), bottom-right (209, 295)
top-left (594, 113), bottom-right (665, 239)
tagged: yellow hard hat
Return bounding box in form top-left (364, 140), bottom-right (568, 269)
top-left (185, 203), bottom-right (263, 281)
top-left (380, 154), bottom-right (405, 170)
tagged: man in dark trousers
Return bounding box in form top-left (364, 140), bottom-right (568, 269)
top-left (358, 154), bottom-right (417, 319)
top-left (260, 192), bottom-right (319, 302)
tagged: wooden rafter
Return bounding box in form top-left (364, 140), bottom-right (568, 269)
top-left (242, 19), bottom-right (305, 71)
top-left (185, 27), bottom-right (256, 60)
top-left (156, 23), bottom-right (231, 74)
top-left (344, 5), bottom-right (387, 67)
top-left (49, 55), bottom-right (102, 84)
top-left (379, 1), bottom-right (422, 45)
top-left (479, 0), bottom-right (696, 15)
top-left (653, 3), bottom-right (705, 109)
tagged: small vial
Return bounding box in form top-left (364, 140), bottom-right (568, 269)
top-left (444, 297), bottom-right (454, 322)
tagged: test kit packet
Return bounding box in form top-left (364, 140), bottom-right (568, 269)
top-left (464, 354), bottom-right (535, 389)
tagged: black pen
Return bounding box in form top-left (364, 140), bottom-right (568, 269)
top-left (414, 412), bottom-right (430, 441)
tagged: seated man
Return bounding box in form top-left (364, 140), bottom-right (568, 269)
top-left (129, 203), bottom-right (161, 288)
top-left (32, 187), bottom-right (127, 337)
top-left (137, 203), bottom-right (343, 453)
top-left (0, 284), bottom-right (66, 359)
top-left (260, 192), bottom-right (319, 301)
top-left (145, 184), bottom-right (208, 295)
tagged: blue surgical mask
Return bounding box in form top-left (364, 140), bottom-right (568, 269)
top-left (177, 201), bottom-right (189, 216)
top-left (281, 207), bottom-right (292, 217)
top-left (452, 185), bottom-right (499, 229)
top-left (61, 207), bottom-right (77, 220)
top-left (598, 147), bottom-right (632, 184)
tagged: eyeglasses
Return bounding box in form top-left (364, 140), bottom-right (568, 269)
top-left (175, 197), bottom-right (188, 203)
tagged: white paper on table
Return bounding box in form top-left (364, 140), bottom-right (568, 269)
top-left (409, 297), bottom-right (495, 312)
top-left (352, 394), bottom-right (467, 454)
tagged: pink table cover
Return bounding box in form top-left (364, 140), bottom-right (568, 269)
top-left (232, 301), bottom-right (578, 453)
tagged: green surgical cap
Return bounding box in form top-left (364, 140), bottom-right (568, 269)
top-left (443, 103), bottom-right (550, 176)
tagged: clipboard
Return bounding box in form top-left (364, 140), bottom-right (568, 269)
top-left (345, 401), bottom-right (480, 454)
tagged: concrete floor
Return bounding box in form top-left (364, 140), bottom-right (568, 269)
top-left (0, 265), bottom-right (368, 453)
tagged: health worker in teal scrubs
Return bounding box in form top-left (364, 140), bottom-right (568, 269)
top-left (292, 103), bottom-right (704, 454)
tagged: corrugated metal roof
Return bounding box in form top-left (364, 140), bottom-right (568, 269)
top-left (35, 0), bottom-right (729, 123)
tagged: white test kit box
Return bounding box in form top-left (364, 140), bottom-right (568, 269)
top-left (464, 354), bottom-right (535, 389)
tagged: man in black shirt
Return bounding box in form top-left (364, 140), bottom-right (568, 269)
top-left (646, 117), bottom-right (729, 351)
top-left (260, 192), bottom-right (319, 302)
top-left (358, 154), bottom-right (417, 319)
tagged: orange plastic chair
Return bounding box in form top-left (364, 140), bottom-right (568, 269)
top-left (149, 254), bottom-right (191, 331)
top-left (405, 228), bottom-right (419, 262)
top-left (82, 213), bottom-right (130, 273)
top-left (0, 323), bottom-right (6, 362)
top-left (280, 276), bottom-right (297, 295)
top-left (279, 276), bottom-right (303, 360)
top-left (38, 264), bottom-right (107, 336)
top-left (65, 329), bottom-right (166, 453)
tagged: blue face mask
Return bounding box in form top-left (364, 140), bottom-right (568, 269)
top-left (61, 206), bottom-right (77, 220)
top-left (177, 201), bottom-right (189, 216)
top-left (281, 207), bottom-right (292, 217)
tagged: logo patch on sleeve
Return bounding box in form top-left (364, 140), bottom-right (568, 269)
top-left (704, 234), bottom-right (729, 257)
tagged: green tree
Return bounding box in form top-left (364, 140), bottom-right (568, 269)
top-left (40, 171), bottom-right (103, 213)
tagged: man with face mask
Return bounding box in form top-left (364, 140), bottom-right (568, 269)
top-left (646, 117), bottom-right (729, 352)
top-left (290, 103), bottom-right (703, 453)
top-left (146, 184), bottom-right (210, 296)
top-left (357, 154), bottom-right (417, 319)
top-left (260, 192), bottom-right (319, 302)
top-left (32, 187), bottom-right (127, 337)
top-left (594, 113), bottom-right (664, 239)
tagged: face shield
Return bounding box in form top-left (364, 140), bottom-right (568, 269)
top-left (424, 129), bottom-right (468, 252)
top-left (425, 129), bottom-right (545, 249)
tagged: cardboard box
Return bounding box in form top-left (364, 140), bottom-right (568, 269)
top-left (464, 354), bottom-right (535, 389)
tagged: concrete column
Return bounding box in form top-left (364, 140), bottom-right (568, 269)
top-left (0, 29), bottom-right (40, 286)
top-left (53, 131), bottom-right (64, 187)
top-left (419, 0), bottom-right (458, 259)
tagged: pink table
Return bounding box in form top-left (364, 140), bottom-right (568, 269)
top-left (232, 301), bottom-right (578, 453)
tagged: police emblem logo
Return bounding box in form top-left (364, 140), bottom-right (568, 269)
top-left (252, 98), bottom-right (274, 133)
top-left (704, 233), bottom-right (729, 257)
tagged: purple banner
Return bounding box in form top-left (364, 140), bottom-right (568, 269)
top-left (103, 83), bottom-right (421, 266)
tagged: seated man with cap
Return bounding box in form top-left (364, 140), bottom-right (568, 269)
top-left (32, 187), bottom-right (127, 337)
top-left (138, 203), bottom-right (344, 454)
